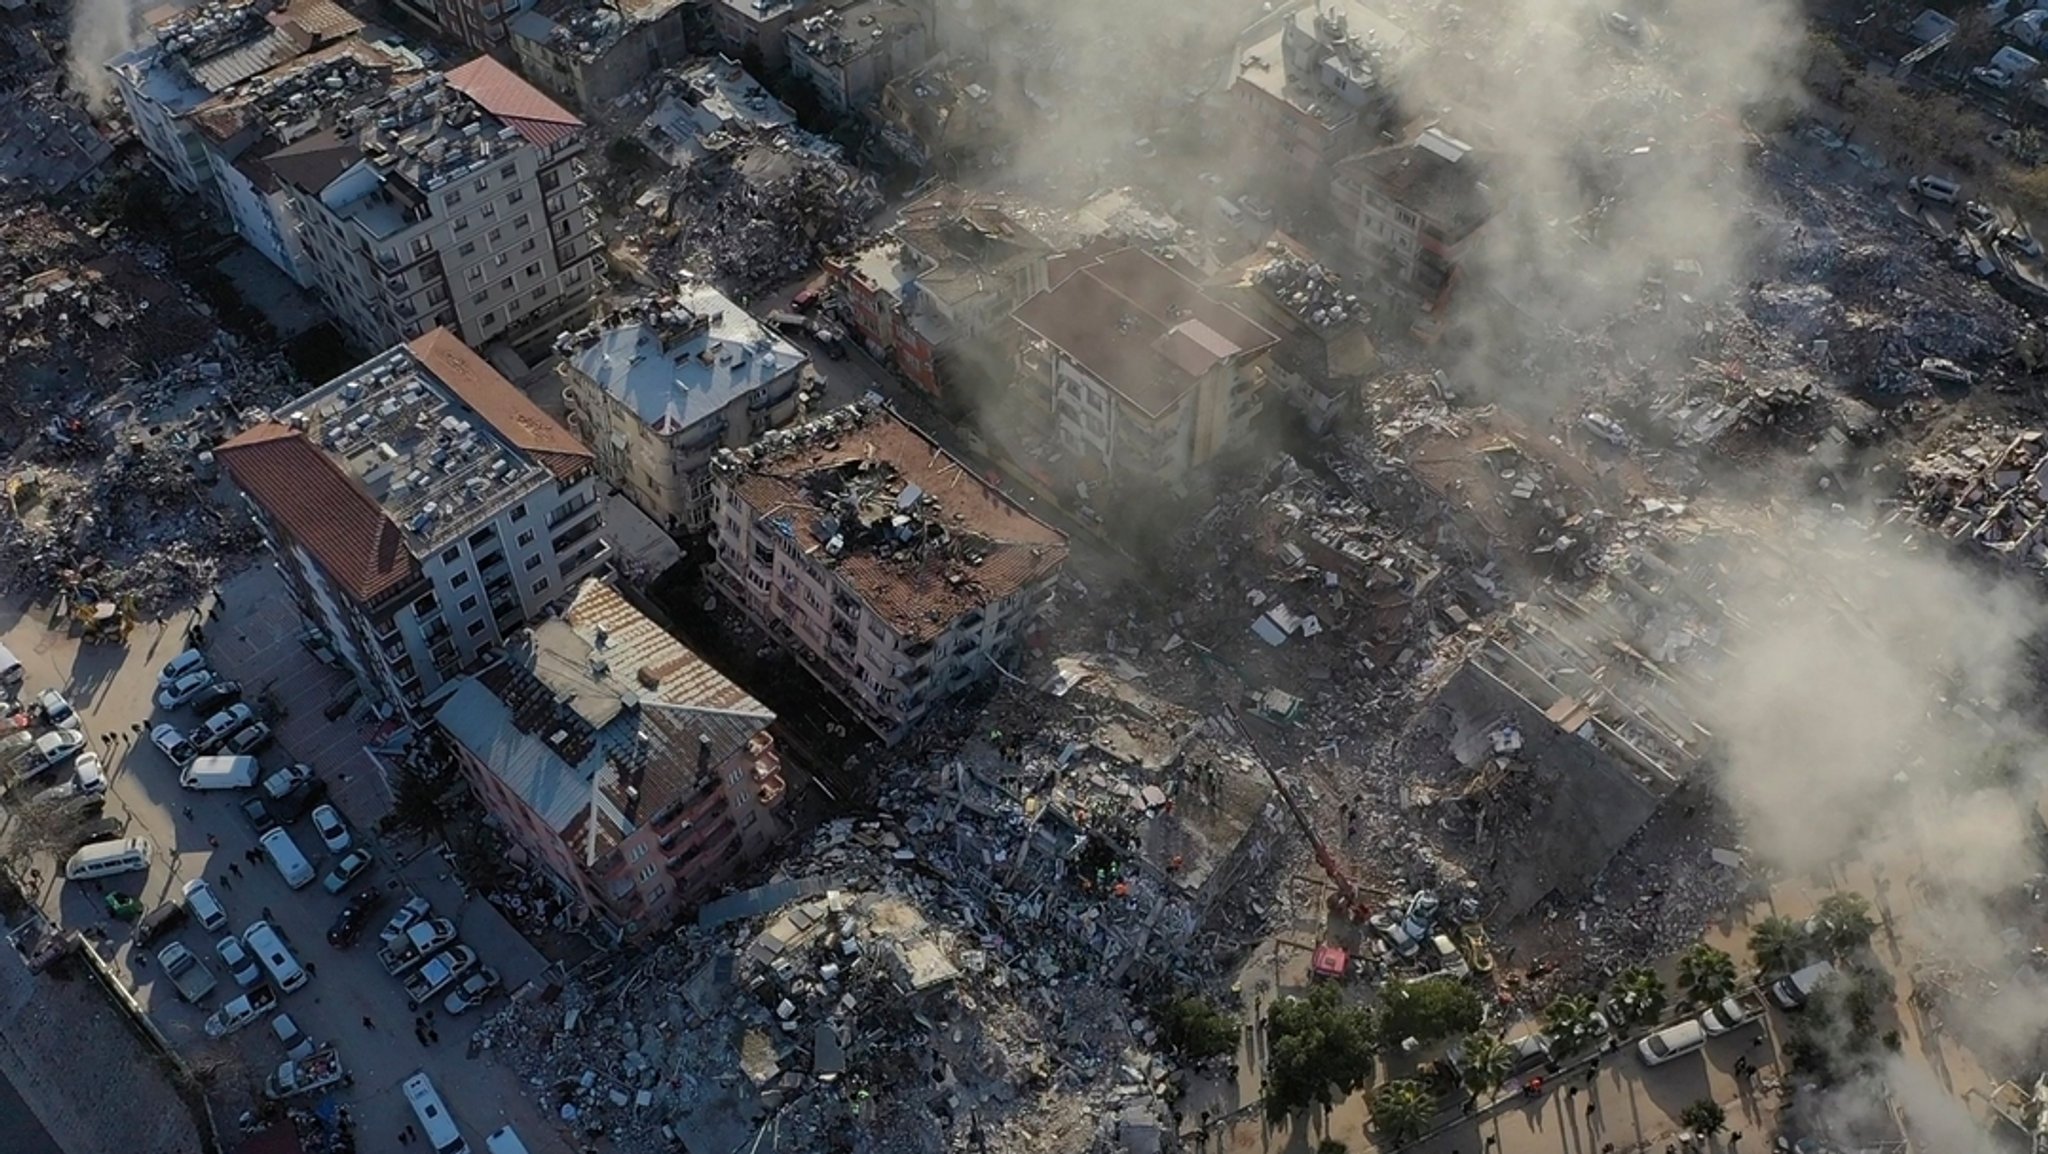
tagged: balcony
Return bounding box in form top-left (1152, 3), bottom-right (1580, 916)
top-left (545, 494), bottom-right (597, 529)
top-left (551, 511), bottom-right (602, 557)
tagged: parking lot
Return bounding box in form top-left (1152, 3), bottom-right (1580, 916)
top-left (2, 563), bottom-right (570, 1153)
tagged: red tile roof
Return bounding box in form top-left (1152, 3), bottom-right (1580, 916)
top-left (444, 56), bottom-right (582, 149)
top-left (215, 423), bottom-right (421, 604)
top-left (407, 328), bottom-right (592, 481)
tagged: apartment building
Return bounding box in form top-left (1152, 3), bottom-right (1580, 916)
top-left (435, 579), bottom-right (785, 938)
top-left (833, 183), bottom-right (1049, 400)
top-left (1329, 127), bottom-right (1494, 316)
top-left (1227, 0), bottom-right (1420, 201)
top-left (215, 329), bottom-right (609, 715)
top-left (509, 0), bottom-right (692, 111)
top-left (785, 0), bottom-right (928, 114)
top-left (708, 404), bottom-right (1067, 744)
top-left (275, 56), bottom-right (604, 354)
top-left (711, 0), bottom-right (820, 69)
top-left (110, 0), bottom-right (366, 197)
top-left (557, 286), bottom-right (809, 533)
top-left (1012, 246), bottom-right (1280, 488)
top-left (387, 0), bottom-right (536, 56)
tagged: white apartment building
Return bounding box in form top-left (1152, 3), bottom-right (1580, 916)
top-left (276, 56), bottom-right (604, 354)
top-left (216, 329), bottom-right (609, 714)
top-left (708, 404), bottom-right (1068, 744)
top-left (558, 287), bottom-right (809, 533)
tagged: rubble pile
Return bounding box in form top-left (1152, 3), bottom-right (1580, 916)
top-left (651, 148), bottom-right (881, 295)
top-left (1903, 428), bottom-right (2048, 573)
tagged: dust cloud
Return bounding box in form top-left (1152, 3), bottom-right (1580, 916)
top-left (67, 0), bottom-right (147, 112)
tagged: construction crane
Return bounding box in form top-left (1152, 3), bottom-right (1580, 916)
top-left (1221, 706), bottom-right (1375, 922)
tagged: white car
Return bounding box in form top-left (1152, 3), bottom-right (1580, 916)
top-left (379, 896), bottom-right (432, 945)
top-left (215, 935), bottom-right (261, 987)
top-left (309, 805), bottom-right (351, 853)
top-left (181, 878), bottom-right (230, 932)
top-left (150, 723), bottom-right (197, 767)
top-left (36, 688), bottom-right (77, 728)
top-left (155, 671), bottom-right (213, 710)
top-left (70, 751), bottom-right (107, 796)
top-left (195, 703), bottom-right (255, 750)
top-left (158, 650), bottom-right (207, 687)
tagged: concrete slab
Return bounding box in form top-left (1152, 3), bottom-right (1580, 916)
top-left (214, 248), bottom-right (326, 340)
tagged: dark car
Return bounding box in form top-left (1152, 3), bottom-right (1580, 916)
top-left (273, 778), bottom-right (329, 824)
top-left (65, 815), bottom-right (124, 852)
top-left (326, 889), bottom-right (384, 949)
top-left (240, 795), bottom-right (279, 834)
top-left (133, 902), bottom-right (189, 948)
top-left (188, 679), bottom-right (242, 716)
top-left (222, 721), bottom-right (273, 756)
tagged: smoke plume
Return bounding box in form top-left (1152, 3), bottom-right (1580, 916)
top-left (68, 0), bottom-right (146, 112)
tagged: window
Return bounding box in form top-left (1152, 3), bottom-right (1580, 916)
top-left (489, 228), bottom-right (503, 245)
top-left (471, 290), bottom-right (489, 306)
top-left (523, 262), bottom-right (541, 278)
top-left (458, 594), bottom-right (479, 613)
top-left (514, 212), bottom-right (530, 229)
top-left (482, 310), bottom-right (498, 327)
top-left (511, 502), bottom-right (527, 520)
top-left (453, 214), bottom-right (471, 233)
top-left (530, 577), bottom-right (550, 595)
top-left (521, 238), bottom-right (537, 254)
top-left (474, 176), bottom-right (489, 193)
top-left (450, 571), bottom-right (470, 589)
top-left (500, 163), bottom-right (517, 179)
top-left (500, 276), bottom-right (514, 292)
top-left (628, 843), bottom-right (649, 862)
top-left (530, 286), bottom-right (546, 300)
top-left (516, 528), bottom-right (536, 546)
top-left (411, 236), bottom-right (433, 258)
top-left (524, 554), bottom-right (543, 571)
top-left (446, 189), bottom-right (463, 206)
top-left (466, 266), bottom-right (484, 283)
top-left (466, 620), bottom-right (487, 637)
top-left (635, 863), bottom-right (658, 883)
top-left (440, 545), bottom-right (461, 564)
top-left (509, 190), bottom-right (524, 207)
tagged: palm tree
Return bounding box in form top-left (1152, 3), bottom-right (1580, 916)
top-left (1608, 966), bottom-right (1667, 1028)
top-left (1748, 915), bottom-right (1807, 976)
top-left (1368, 1079), bottom-right (1434, 1144)
top-left (1676, 944), bottom-right (1739, 1004)
top-left (1680, 1099), bottom-right (1727, 1136)
top-left (1459, 1032), bottom-right (1515, 1102)
top-left (1811, 893), bottom-right (1878, 956)
top-left (1544, 993), bottom-right (1605, 1058)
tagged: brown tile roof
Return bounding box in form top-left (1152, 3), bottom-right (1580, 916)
top-left (407, 328), bottom-right (592, 480)
top-left (215, 422), bottom-right (421, 604)
top-left (444, 55), bottom-right (582, 148)
top-left (1014, 246), bottom-right (1277, 416)
top-left (723, 408), bottom-right (1067, 643)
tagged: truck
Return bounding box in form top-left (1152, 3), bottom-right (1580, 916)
top-left (179, 754), bottom-right (259, 791)
top-left (203, 983), bottom-right (279, 1037)
top-left (378, 917), bottom-right (457, 975)
top-left (157, 942), bottom-right (218, 1003)
top-left (403, 945), bottom-right (477, 1009)
top-left (264, 1045), bottom-right (351, 1100)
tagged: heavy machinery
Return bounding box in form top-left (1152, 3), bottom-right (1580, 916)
top-left (1221, 706), bottom-right (1376, 921)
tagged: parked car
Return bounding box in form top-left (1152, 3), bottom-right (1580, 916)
top-left (64, 816), bottom-right (125, 852)
top-left (273, 779), bottom-right (330, 824)
top-left (240, 796), bottom-right (279, 834)
top-left (155, 671), bottom-right (214, 711)
top-left (310, 805), bottom-right (351, 853)
top-left (150, 723), bottom-right (197, 767)
top-left (321, 848), bottom-right (373, 894)
top-left (188, 679), bottom-right (242, 716)
top-left (215, 935), bottom-right (262, 987)
top-left (35, 689), bottom-right (77, 728)
top-left (158, 650), bottom-right (207, 687)
top-left (326, 890), bottom-right (384, 949)
top-left (444, 966), bottom-right (502, 1015)
top-left (182, 878), bottom-right (230, 932)
top-left (27, 729), bottom-right (86, 775)
top-left (223, 722), bottom-right (273, 756)
top-left (379, 896), bottom-right (432, 945)
top-left (133, 901), bottom-right (190, 948)
top-left (69, 752), bottom-right (107, 796)
top-left (194, 704), bottom-right (256, 753)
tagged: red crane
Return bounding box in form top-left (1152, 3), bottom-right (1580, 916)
top-left (1223, 707), bottom-right (1375, 922)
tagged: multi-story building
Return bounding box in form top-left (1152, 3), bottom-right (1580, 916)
top-left (557, 287), bottom-right (809, 533)
top-left (833, 183), bottom-right (1049, 399)
top-left (275, 56), bottom-right (604, 354)
top-left (1329, 127), bottom-right (1493, 316)
top-left (1012, 246), bottom-right (1280, 488)
top-left (708, 403), bottom-right (1068, 743)
top-left (1227, 0), bottom-right (1420, 201)
top-left (435, 579), bottom-right (785, 939)
top-left (710, 0), bottom-right (820, 70)
top-left (785, 0), bottom-right (928, 114)
top-left (509, 0), bottom-right (693, 111)
top-left (110, 0), bottom-right (365, 197)
top-left (387, 0), bottom-right (535, 56)
top-left (875, 54), bottom-right (996, 170)
top-left (1212, 240), bottom-right (1379, 434)
top-left (215, 328), bottom-right (609, 715)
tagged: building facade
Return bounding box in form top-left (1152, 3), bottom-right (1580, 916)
top-left (1011, 247), bottom-right (1280, 488)
top-left (711, 0), bottom-right (819, 69)
top-left (509, 0), bottom-right (693, 112)
top-left (216, 328), bottom-right (608, 715)
top-left (708, 404), bottom-right (1067, 743)
top-left (785, 0), bottom-right (928, 114)
top-left (387, 0), bottom-right (536, 56)
top-left (1329, 127), bottom-right (1493, 316)
top-left (436, 579), bottom-right (785, 938)
top-left (557, 287), bottom-right (809, 533)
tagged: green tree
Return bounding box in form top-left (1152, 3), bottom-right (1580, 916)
top-left (1748, 915), bottom-right (1808, 976)
top-left (1457, 1032), bottom-right (1515, 1101)
top-left (1265, 983), bottom-right (1380, 1120)
top-left (1680, 1099), bottom-right (1727, 1136)
top-left (383, 763), bottom-right (453, 839)
top-left (1811, 893), bottom-right (1878, 956)
top-left (1367, 1079), bottom-right (1434, 1144)
top-left (1155, 995), bottom-right (1239, 1063)
top-left (1543, 993), bottom-right (1606, 1058)
top-left (1380, 977), bottom-right (1484, 1045)
top-left (1608, 966), bottom-right (1667, 1028)
top-left (1676, 944), bottom-right (1739, 1004)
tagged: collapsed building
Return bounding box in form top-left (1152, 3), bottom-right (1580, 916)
top-left (1329, 126), bottom-right (1494, 324)
top-left (708, 403), bottom-right (1069, 744)
top-left (875, 54), bottom-right (999, 171)
top-left (510, 0), bottom-right (694, 112)
top-left (1212, 238), bottom-right (1381, 434)
top-left (1906, 429), bottom-right (2048, 574)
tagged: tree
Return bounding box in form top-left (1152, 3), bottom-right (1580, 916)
top-left (1811, 893), bottom-right (1878, 957)
top-left (1367, 1079), bottom-right (1434, 1144)
top-left (1544, 993), bottom-right (1606, 1058)
top-left (1608, 967), bottom-right (1667, 1029)
top-left (1676, 944), bottom-right (1739, 1004)
top-left (1748, 915), bottom-right (1808, 976)
top-left (1458, 1032), bottom-right (1515, 1101)
top-left (1380, 977), bottom-right (1483, 1045)
top-left (1155, 995), bottom-right (1239, 1063)
top-left (1265, 983), bottom-right (1380, 1120)
top-left (1680, 1099), bottom-right (1727, 1137)
top-left (383, 763), bottom-right (453, 839)
top-left (0, 798), bottom-right (94, 874)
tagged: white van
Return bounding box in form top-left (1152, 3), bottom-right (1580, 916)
top-left (403, 1072), bottom-right (471, 1154)
top-left (1909, 175), bottom-right (1960, 204)
top-left (65, 838), bottom-right (151, 881)
top-left (484, 1126), bottom-right (533, 1154)
top-left (0, 641), bottom-right (23, 688)
top-left (241, 921), bottom-right (309, 993)
top-left (1770, 961), bottom-right (1836, 1009)
top-left (260, 827), bottom-right (316, 890)
top-left (180, 755), bottom-right (259, 791)
top-left (1637, 1018), bottom-right (1707, 1066)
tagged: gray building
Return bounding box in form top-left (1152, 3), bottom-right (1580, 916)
top-left (710, 0), bottom-right (819, 69)
top-left (510, 0), bottom-right (694, 111)
top-left (785, 0), bottom-right (928, 113)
